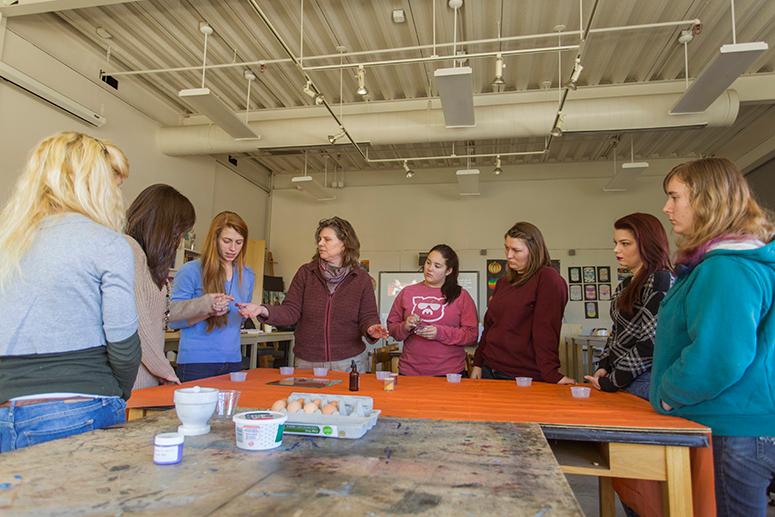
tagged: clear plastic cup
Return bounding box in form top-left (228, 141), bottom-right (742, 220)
top-left (214, 390), bottom-right (241, 419)
top-left (571, 386), bottom-right (592, 399)
top-left (446, 373), bottom-right (462, 383)
top-left (313, 367), bottom-right (329, 377)
top-left (279, 366), bottom-right (294, 376)
top-left (383, 377), bottom-right (396, 391)
top-left (515, 377), bottom-right (532, 387)
top-left (229, 371), bottom-right (247, 382)
top-left (375, 371), bottom-right (392, 380)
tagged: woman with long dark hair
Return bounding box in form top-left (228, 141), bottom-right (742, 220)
top-left (125, 185), bottom-right (233, 389)
top-left (169, 211), bottom-right (255, 382)
top-left (652, 158), bottom-right (775, 516)
top-left (585, 213), bottom-right (672, 398)
top-left (387, 244), bottom-right (478, 376)
top-left (471, 222), bottom-right (573, 383)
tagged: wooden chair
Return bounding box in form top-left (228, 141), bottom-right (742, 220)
top-left (371, 343), bottom-right (399, 373)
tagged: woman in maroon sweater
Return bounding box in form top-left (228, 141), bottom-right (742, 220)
top-left (471, 222), bottom-right (574, 384)
top-left (251, 217), bottom-right (387, 372)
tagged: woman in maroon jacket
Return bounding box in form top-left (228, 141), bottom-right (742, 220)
top-left (251, 217), bottom-right (387, 372)
top-left (471, 222), bottom-right (574, 384)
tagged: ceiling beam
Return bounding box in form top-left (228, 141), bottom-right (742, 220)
top-left (0, 0), bottom-right (141, 17)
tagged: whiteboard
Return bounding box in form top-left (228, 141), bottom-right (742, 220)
top-left (378, 271), bottom-right (479, 323)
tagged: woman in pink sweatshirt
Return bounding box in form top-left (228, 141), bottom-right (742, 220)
top-left (388, 244), bottom-right (479, 376)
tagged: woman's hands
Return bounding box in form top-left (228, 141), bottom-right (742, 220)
top-left (557, 376), bottom-right (577, 385)
top-left (207, 293), bottom-right (234, 316)
top-left (470, 366), bottom-right (482, 379)
top-left (235, 302), bottom-right (266, 319)
top-left (367, 324), bottom-right (389, 340)
top-left (403, 314), bottom-right (420, 332)
top-left (584, 368), bottom-right (608, 390)
top-left (414, 325), bottom-right (438, 340)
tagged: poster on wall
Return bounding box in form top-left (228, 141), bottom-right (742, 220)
top-left (597, 266), bottom-right (611, 283)
top-left (599, 284), bottom-right (612, 301)
top-left (582, 266), bottom-right (596, 283)
top-left (487, 260), bottom-right (508, 301)
top-left (568, 267), bottom-right (581, 284)
top-left (585, 301), bottom-right (599, 319)
top-left (584, 284), bottom-right (598, 300)
top-left (569, 284), bottom-right (583, 301)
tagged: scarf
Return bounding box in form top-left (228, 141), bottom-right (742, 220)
top-left (676, 234), bottom-right (765, 277)
top-left (319, 259), bottom-right (351, 293)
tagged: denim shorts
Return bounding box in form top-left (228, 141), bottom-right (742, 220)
top-left (0, 397), bottom-right (126, 453)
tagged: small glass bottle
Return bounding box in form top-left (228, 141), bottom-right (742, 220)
top-left (349, 360), bottom-right (360, 391)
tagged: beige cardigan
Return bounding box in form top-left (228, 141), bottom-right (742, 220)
top-left (127, 237), bottom-right (212, 390)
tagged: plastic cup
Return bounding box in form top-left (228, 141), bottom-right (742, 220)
top-left (515, 377), bottom-right (532, 387)
top-left (214, 390), bottom-right (241, 419)
top-left (571, 386), bottom-right (592, 399)
top-left (313, 367), bottom-right (329, 377)
top-left (230, 371), bottom-right (247, 382)
top-left (375, 371), bottom-right (392, 380)
top-left (383, 377), bottom-right (396, 391)
top-left (446, 373), bottom-right (462, 383)
top-left (279, 366), bottom-right (294, 376)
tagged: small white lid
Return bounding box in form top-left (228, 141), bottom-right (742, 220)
top-left (155, 432), bottom-right (184, 446)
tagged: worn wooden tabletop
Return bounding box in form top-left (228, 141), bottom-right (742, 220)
top-left (0, 410), bottom-right (582, 516)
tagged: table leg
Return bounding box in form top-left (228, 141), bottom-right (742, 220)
top-left (126, 408), bottom-right (146, 421)
top-left (287, 338), bottom-right (295, 367)
top-left (250, 342), bottom-right (258, 369)
top-left (663, 445), bottom-right (693, 516)
top-left (598, 476), bottom-right (616, 517)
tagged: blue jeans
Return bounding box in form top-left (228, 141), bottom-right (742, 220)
top-left (0, 397), bottom-right (126, 453)
top-left (624, 370), bottom-right (651, 400)
top-left (480, 365), bottom-right (515, 380)
top-left (177, 362), bottom-right (243, 382)
top-left (714, 435), bottom-right (775, 517)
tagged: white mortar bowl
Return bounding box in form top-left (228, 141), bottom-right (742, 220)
top-left (174, 386), bottom-right (219, 436)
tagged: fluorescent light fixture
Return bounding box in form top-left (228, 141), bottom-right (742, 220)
top-left (179, 88), bottom-right (259, 140)
top-left (291, 175), bottom-right (335, 201)
top-left (456, 168), bottom-right (480, 196)
top-left (604, 162), bottom-right (649, 192)
top-left (0, 61), bottom-right (106, 127)
top-left (434, 66), bottom-right (475, 127)
top-left (671, 42), bottom-right (768, 114)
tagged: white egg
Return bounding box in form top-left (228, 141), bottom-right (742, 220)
top-left (271, 399), bottom-right (287, 412)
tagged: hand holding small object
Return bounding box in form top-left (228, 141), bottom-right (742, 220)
top-left (367, 324), bottom-right (389, 340)
top-left (404, 314), bottom-right (420, 332)
top-left (414, 325), bottom-right (437, 340)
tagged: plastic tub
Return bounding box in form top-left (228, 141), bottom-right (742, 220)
top-left (313, 367), bottom-right (329, 377)
top-left (375, 371), bottom-right (392, 380)
top-left (230, 371), bottom-right (247, 382)
top-left (214, 390), bottom-right (241, 419)
top-left (571, 386), bottom-right (592, 399)
top-left (446, 373), bottom-right (462, 383)
top-left (515, 377), bottom-right (532, 387)
top-left (279, 366), bottom-right (294, 376)
top-left (233, 411), bottom-right (287, 450)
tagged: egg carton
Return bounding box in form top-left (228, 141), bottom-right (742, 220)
top-left (281, 392), bottom-right (380, 439)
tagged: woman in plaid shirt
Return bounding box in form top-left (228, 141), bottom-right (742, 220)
top-left (585, 213), bottom-right (672, 399)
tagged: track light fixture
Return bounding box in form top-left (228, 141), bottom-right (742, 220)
top-left (303, 80), bottom-right (325, 105)
top-left (551, 113), bottom-right (566, 137)
top-left (493, 155), bottom-right (503, 175)
top-left (328, 129), bottom-right (346, 145)
top-left (403, 160), bottom-right (414, 179)
top-left (355, 65), bottom-right (368, 96)
top-left (491, 53), bottom-right (505, 93)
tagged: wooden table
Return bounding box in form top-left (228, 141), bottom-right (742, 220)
top-left (126, 369), bottom-right (712, 516)
top-left (165, 330), bottom-right (296, 369)
top-left (0, 412), bottom-right (583, 516)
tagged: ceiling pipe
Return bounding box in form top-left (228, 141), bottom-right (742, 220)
top-left (157, 90), bottom-right (739, 156)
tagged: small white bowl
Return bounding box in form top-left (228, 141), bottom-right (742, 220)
top-left (515, 377), bottom-right (532, 387)
top-left (229, 371), bottom-right (247, 382)
top-left (571, 386), bottom-right (591, 399)
top-left (279, 366), bottom-right (294, 376)
top-left (446, 373), bottom-right (462, 383)
top-left (313, 367), bottom-right (329, 377)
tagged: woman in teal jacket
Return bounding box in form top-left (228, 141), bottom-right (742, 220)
top-left (651, 157), bottom-right (775, 517)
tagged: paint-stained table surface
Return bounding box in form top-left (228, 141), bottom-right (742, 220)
top-left (0, 411), bottom-right (582, 516)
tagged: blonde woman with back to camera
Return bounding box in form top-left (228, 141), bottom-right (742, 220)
top-left (0, 132), bottom-right (141, 452)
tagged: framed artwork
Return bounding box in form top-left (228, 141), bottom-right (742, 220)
top-left (582, 266), bottom-right (596, 283)
top-left (585, 301), bottom-right (599, 319)
top-left (597, 266), bottom-right (611, 283)
top-left (569, 284), bottom-right (583, 301)
top-left (486, 260), bottom-right (508, 301)
top-left (568, 267), bottom-right (581, 284)
top-left (599, 284), bottom-right (612, 301)
top-left (359, 259), bottom-right (370, 272)
top-left (584, 284), bottom-right (597, 300)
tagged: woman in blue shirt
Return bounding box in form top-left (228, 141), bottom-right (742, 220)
top-left (652, 158), bottom-right (775, 517)
top-left (170, 211), bottom-right (254, 381)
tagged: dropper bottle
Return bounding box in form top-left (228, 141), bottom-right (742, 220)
top-left (349, 360), bottom-right (360, 391)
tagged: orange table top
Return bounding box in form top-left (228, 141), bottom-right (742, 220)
top-left (128, 368), bottom-right (708, 434)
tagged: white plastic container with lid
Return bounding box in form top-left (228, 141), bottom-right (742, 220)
top-left (153, 432), bottom-right (184, 465)
top-left (233, 411), bottom-right (287, 451)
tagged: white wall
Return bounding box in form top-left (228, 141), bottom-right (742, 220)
top-left (0, 27), bottom-right (267, 245)
top-left (268, 171), bottom-right (673, 329)
top-left (747, 158), bottom-right (775, 212)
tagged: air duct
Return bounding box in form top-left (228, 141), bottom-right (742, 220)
top-left (158, 91), bottom-right (739, 156)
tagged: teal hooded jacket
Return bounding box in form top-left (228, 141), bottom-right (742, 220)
top-left (650, 240), bottom-right (775, 436)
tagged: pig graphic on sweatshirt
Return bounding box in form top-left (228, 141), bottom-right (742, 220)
top-left (411, 296), bottom-right (447, 323)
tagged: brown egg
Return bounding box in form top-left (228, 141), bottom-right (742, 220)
top-left (286, 400), bottom-right (303, 413)
top-left (321, 403), bottom-right (338, 415)
top-left (303, 402), bottom-right (320, 414)
top-left (329, 400), bottom-right (339, 408)
top-left (270, 399), bottom-right (287, 412)
top-left (312, 399), bottom-right (322, 407)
